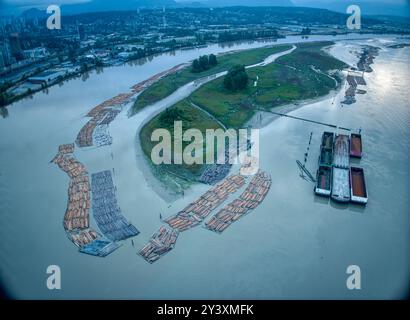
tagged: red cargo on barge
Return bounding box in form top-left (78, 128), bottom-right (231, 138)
top-left (350, 133), bottom-right (363, 158)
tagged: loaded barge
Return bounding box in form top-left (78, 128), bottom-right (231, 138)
top-left (313, 131), bottom-right (368, 205)
top-left (333, 134), bottom-right (350, 169)
top-left (315, 132), bottom-right (334, 197)
top-left (331, 134), bottom-right (351, 203)
top-left (315, 166), bottom-right (332, 196)
top-left (331, 167), bottom-right (351, 203)
top-left (350, 133), bottom-right (363, 158)
top-left (350, 167), bottom-right (368, 204)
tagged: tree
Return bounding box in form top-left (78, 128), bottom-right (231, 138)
top-left (192, 59), bottom-right (202, 73)
top-left (199, 55), bottom-right (209, 71)
top-left (209, 54), bottom-right (217, 66)
top-left (191, 54), bottom-right (217, 73)
top-left (224, 65), bottom-right (249, 92)
top-left (159, 107), bottom-right (184, 125)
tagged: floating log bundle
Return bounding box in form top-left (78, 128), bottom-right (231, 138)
top-left (165, 174), bottom-right (245, 232)
top-left (52, 145), bottom-right (121, 256)
top-left (138, 226), bottom-right (179, 263)
top-left (93, 124), bottom-right (113, 147)
top-left (138, 170), bottom-right (273, 263)
top-left (70, 229), bottom-right (98, 247)
top-left (131, 63), bottom-right (188, 94)
top-left (58, 143), bottom-right (75, 155)
top-left (86, 93), bottom-right (133, 118)
top-left (91, 170), bottom-right (140, 241)
top-left (79, 239), bottom-right (122, 257)
top-left (76, 96), bottom-right (128, 148)
top-left (64, 175), bottom-right (90, 231)
top-left (52, 153), bottom-right (88, 179)
top-left (51, 65), bottom-right (195, 257)
top-left (76, 64), bottom-right (189, 149)
top-left (205, 170), bottom-right (271, 233)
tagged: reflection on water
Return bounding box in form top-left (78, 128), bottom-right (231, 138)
top-left (81, 71), bottom-right (90, 82)
top-left (95, 67), bottom-right (104, 75)
top-left (0, 107), bottom-right (8, 119)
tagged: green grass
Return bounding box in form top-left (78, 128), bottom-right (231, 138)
top-left (140, 100), bottom-right (224, 181)
top-left (140, 41), bottom-right (348, 187)
top-left (187, 41), bottom-right (347, 128)
top-left (130, 44), bottom-right (293, 115)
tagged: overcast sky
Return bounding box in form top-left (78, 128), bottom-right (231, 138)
top-left (3, 0), bottom-right (90, 7)
top-left (3, 0), bottom-right (409, 11)
top-left (4, 0), bottom-right (409, 6)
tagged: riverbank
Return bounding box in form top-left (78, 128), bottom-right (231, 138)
top-left (130, 44), bottom-right (293, 115)
top-left (0, 35), bottom-right (409, 299)
top-left (139, 41), bottom-right (347, 191)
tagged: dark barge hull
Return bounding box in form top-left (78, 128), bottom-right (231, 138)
top-left (315, 165), bottom-right (332, 197)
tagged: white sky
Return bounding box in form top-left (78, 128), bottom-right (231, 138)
top-left (4, 0), bottom-right (90, 6)
top-left (4, 0), bottom-right (408, 8)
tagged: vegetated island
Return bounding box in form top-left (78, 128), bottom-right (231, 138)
top-left (130, 44), bottom-right (293, 115)
top-left (139, 41), bottom-right (347, 193)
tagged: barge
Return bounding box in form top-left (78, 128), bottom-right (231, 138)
top-left (315, 165), bottom-right (332, 197)
top-left (333, 134), bottom-right (350, 168)
top-left (319, 146), bottom-right (333, 166)
top-left (318, 131), bottom-right (333, 170)
top-left (331, 167), bottom-right (351, 203)
top-left (321, 131), bottom-right (334, 150)
top-left (350, 167), bottom-right (368, 204)
top-left (350, 133), bottom-right (363, 158)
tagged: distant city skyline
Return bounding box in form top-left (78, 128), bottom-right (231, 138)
top-left (2, 0), bottom-right (409, 17)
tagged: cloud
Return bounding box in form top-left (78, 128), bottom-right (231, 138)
top-left (4, 0), bottom-right (91, 8)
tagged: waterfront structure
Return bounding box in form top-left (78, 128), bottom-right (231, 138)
top-left (9, 33), bottom-right (23, 60)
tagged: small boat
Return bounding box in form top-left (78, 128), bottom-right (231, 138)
top-left (350, 167), bottom-right (368, 204)
top-left (331, 167), bottom-right (351, 203)
top-left (315, 165), bottom-right (332, 197)
top-left (350, 133), bottom-right (363, 158)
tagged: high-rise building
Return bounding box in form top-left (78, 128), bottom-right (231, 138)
top-left (77, 24), bottom-right (85, 41)
top-left (0, 42), bottom-right (11, 66)
top-left (9, 33), bottom-right (23, 60)
top-left (0, 51), bottom-right (5, 68)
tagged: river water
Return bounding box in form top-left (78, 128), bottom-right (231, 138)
top-left (0, 34), bottom-right (409, 299)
